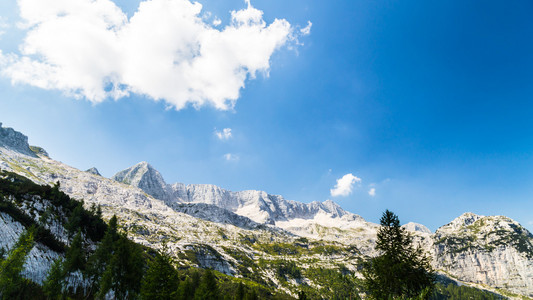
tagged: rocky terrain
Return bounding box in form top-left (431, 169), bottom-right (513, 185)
top-left (1, 122), bottom-right (532, 298)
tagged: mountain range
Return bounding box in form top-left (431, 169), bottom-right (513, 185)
top-left (0, 122), bottom-right (532, 298)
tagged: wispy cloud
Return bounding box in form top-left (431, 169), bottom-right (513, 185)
top-left (300, 21), bottom-right (312, 36)
top-left (368, 187), bottom-right (376, 197)
top-left (224, 153), bottom-right (239, 161)
top-left (0, 17), bottom-right (8, 37)
top-left (215, 128), bottom-right (232, 140)
top-left (330, 173), bottom-right (361, 197)
top-left (0, 0), bottom-right (308, 110)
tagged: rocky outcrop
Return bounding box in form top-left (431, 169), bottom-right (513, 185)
top-left (85, 167), bottom-right (101, 176)
top-left (29, 146), bottom-right (49, 157)
top-left (432, 213), bottom-right (533, 297)
top-left (0, 122), bottom-right (37, 157)
top-left (403, 222), bottom-right (432, 234)
top-left (112, 161), bottom-right (170, 201)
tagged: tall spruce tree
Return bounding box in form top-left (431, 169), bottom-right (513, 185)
top-left (140, 246), bottom-right (180, 300)
top-left (362, 210), bottom-right (435, 299)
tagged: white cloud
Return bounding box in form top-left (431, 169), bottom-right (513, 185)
top-left (215, 128), bottom-right (232, 140)
top-left (0, 0), bottom-right (306, 110)
top-left (300, 21), bottom-right (312, 36)
top-left (330, 173), bottom-right (361, 197)
top-left (212, 17), bottom-right (221, 26)
top-left (368, 187), bottom-right (376, 197)
top-left (0, 17), bottom-right (9, 37)
top-left (224, 153), bottom-right (239, 161)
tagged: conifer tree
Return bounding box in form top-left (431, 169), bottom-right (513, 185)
top-left (194, 269), bottom-right (219, 300)
top-left (141, 246), bottom-right (180, 300)
top-left (0, 227), bottom-right (35, 298)
top-left (64, 231), bottom-right (86, 273)
top-left (235, 282), bottom-right (245, 300)
top-left (43, 258), bottom-right (66, 299)
top-left (362, 210), bottom-right (435, 299)
top-left (87, 215), bottom-right (119, 289)
top-left (97, 234), bottom-right (144, 299)
top-left (176, 277), bottom-right (194, 300)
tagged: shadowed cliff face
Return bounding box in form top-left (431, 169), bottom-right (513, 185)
top-left (0, 123), bottom-right (37, 157)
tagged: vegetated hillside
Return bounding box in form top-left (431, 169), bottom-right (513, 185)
top-left (0, 170), bottom-right (297, 299)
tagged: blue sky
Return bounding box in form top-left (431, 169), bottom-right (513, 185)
top-left (1, 0), bottom-right (532, 232)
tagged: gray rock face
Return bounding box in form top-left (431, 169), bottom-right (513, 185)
top-left (112, 162), bottom-right (169, 201)
top-left (403, 222), bottom-right (432, 234)
top-left (172, 203), bottom-right (261, 229)
top-left (113, 162), bottom-right (360, 225)
top-left (0, 123), bottom-right (37, 157)
top-left (432, 213), bottom-right (533, 297)
top-left (85, 167), bottom-right (101, 176)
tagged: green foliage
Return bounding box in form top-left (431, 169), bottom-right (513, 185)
top-left (141, 246), bottom-right (180, 300)
top-left (431, 282), bottom-right (504, 300)
top-left (64, 231), bottom-right (86, 273)
top-left (97, 232), bottom-right (145, 299)
top-left (194, 269), bottom-right (219, 300)
top-left (302, 266), bottom-right (361, 300)
top-left (42, 258), bottom-right (66, 299)
top-left (0, 227), bottom-right (35, 299)
top-left (0, 171), bottom-right (106, 252)
top-left (363, 210), bottom-right (436, 299)
top-left (235, 282), bottom-right (245, 300)
top-left (255, 242), bottom-right (303, 256)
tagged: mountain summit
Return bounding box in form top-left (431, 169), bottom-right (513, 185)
top-left (112, 161), bottom-right (169, 201)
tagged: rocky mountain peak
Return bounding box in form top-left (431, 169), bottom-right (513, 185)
top-left (112, 161), bottom-right (169, 200)
top-left (438, 212), bottom-right (483, 232)
top-left (403, 222), bottom-right (432, 234)
top-left (85, 167), bottom-right (101, 176)
top-left (0, 122), bottom-right (37, 157)
top-left (321, 199), bottom-right (346, 217)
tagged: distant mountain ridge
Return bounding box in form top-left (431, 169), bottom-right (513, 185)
top-left (112, 161), bottom-right (364, 227)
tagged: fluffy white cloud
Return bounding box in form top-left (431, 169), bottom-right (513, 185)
top-left (0, 0), bottom-right (301, 110)
top-left (215, 128), bottom-right (232, 140)
top-left (330, 173), bottom-right (361, 197)
top-left (368, 187), bottom-right (376, 197)
top-left (224, 153), bottom-right (239, 161)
